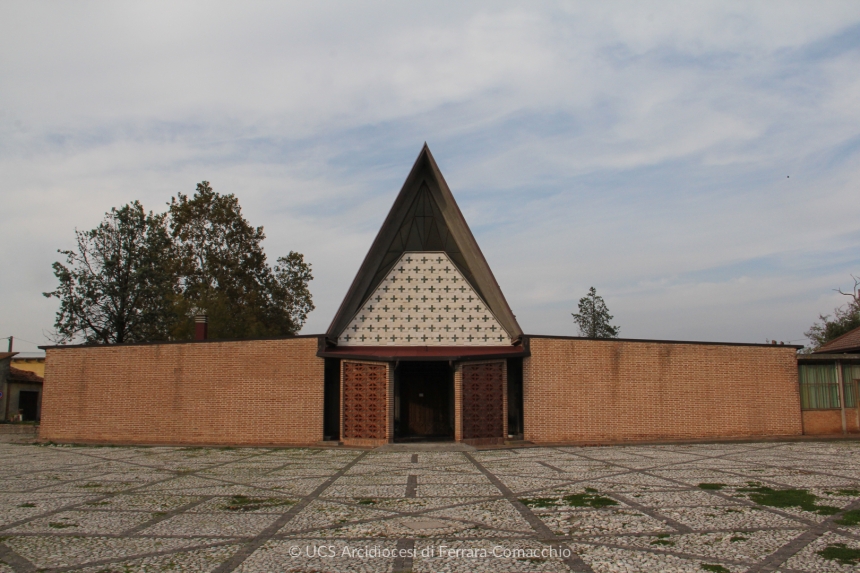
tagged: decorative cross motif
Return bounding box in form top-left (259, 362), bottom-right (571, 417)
top-left (338, 251), bottom-right (511, 346)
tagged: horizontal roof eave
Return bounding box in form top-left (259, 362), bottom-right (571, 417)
top-left (524, 334), bottom-right (804, 350)
top-left (318, 345), bottom-right (528, 362)
top-left (798, 353), bottom-right (860, 361)
top-left (40, 334), bottom-right (325, 351)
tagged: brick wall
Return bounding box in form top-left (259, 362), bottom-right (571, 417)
top-left (40, 337), bottom-right (323, 446)
top-left (524, 337), bottom-right (802, 444)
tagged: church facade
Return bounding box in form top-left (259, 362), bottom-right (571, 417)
top-left (39, 147), bottom-right (805, 447)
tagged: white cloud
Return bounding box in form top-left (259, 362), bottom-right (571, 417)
top-left (2, 1), bottom-right (860, 353)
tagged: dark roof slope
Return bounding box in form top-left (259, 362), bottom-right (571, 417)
top-left (326, 144), bottom-right (522, 342)
top-left (0, 352), bottom-right (18, 361)
top-left (8, 367), bottom-right (43, 383)
top-left (814, 324), bottom-right (860, 354)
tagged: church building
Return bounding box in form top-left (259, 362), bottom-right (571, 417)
top-left (39, 146), bottom-right (807, 447)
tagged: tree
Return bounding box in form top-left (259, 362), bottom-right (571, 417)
top-left (45, 182), bottom-right (315, 344)
top-left (572, 286), bottom-right (619, 338)
top-left (43, 202), bottom-right (179, 344)
top-left (804, 276), bottom-right (860, 350)
top-left (168, 181), bottom-right (314, 339)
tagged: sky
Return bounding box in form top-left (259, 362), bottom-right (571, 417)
top-left (2, 1), bottom-right (860, 355)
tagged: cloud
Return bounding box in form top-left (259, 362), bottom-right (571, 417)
top-left (1, 1), bottom-right (860, 353)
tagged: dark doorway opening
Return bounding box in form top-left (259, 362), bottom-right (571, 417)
top-left (323, 358), bottom-right (340, 441)
top-left (395, 361), bottom-right (453, 441)
top-left (507, 358), bottom-right (524, 440)
top-left (18, 391), bottom-right (39, 422)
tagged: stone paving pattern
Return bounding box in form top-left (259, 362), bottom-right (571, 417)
top-left (0, 441), bottom-right (858, 572)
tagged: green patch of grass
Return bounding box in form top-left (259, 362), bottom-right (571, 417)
top-left (651, 539), bottom-right (675, 546)
top-left (220, 495), bottom-right (294, 512)
top-left (519, 497), bottom-right (557, 508)
top-left (563, 492), bottom-right (618, 508)
top-left (700, 564), bottom-right (730, 573)
top-left (656, 534), bottom-right (670, 539)
top-left (816, 543), bottom-right (860, 565)
top-left (584, 487), bottom-right (598, 493)
top-left (48, 522), bottom-right (78, 529)
top-left (698, 483), bottom-right (726, 490)
top-left (836, 489), bottom-right (860, 496)
top-left (730, 536), bottom-right (748, 543)
top-left (739, 486), bottom-right (839, 515)
top-left (356, 498), bottom-right (377, 505)
top-left (836, 509), bottom-right (860, 526)
top-left (18, 502), bottom-right (36, 508)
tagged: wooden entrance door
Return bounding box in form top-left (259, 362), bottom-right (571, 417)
top-left (399, 362), bottom-right (452, 439)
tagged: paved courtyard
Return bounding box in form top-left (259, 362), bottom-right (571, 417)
top-left (0, 441), bottom-right (859, 573)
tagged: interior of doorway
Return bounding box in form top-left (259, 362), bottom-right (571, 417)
top-left (394, 361), bottom-right (453, 442)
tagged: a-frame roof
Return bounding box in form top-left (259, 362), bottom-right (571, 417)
top-left (326, 145), bottom-right (522, 343)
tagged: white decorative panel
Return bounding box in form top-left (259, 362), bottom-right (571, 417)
top-left (338, 252), bottom-right (511, 346)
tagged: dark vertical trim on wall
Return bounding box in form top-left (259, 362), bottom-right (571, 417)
top-left (323, 358), bottom-right (341, 441)
top-left (507, 357), bottom-right (524, 439)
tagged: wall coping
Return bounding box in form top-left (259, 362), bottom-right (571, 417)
top-left (525, 334), bottom-right (803, 350)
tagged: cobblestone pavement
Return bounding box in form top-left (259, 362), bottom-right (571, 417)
top-left (1, 441), bottom-right (859, 572)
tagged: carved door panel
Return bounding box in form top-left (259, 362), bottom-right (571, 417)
top-left (462, 362), bottom-right (504, 440)
top-left (342, 362), bottom-right (387, 440)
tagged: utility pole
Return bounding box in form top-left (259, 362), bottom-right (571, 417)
top-left (6, 336), bottom-right (11, 352)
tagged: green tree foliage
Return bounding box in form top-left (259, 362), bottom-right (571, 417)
top-left (43, 202), bottom-right (179, 344)
top-left (572, 286), bottom-right (619, 338)
top-left (45, 182), bottom-right (314, 344)
top-left (804, 276), bottom-right (860, 351)
top-left (168, 181), bottom-right (314, 339)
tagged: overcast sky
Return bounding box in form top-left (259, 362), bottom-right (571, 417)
top-left (2, 1), bottom-right (860, 354)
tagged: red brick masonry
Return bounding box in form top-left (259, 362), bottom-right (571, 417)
top-left (523, 337), bottom-right (803, 444)
top-left (40, 335), bottom-right (805, 447)
top-left (40, 337), bottom-right (323, 446)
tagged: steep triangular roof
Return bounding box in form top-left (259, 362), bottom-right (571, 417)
top-left (326, 145), bottom-right (522, 343)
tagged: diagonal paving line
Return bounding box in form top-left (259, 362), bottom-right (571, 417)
top-left (562, 447), bottom-right (825, 529)
top-left (573, 539), bottom-right (754, 568)
top-left (44, 539), bottom-right (242, 573)
top-left (121, 496), bottom-right (214, 535)
top-left (744, 497), bottom-right (860, 573)
top-left (464, 452), bottom-right (595, 573)
top-left (0, 447), bottom-right (279, 534)
top-left (537, 460), bottom-right (566, 473)
top-left (607, 492), bottom-right (693, 533)
top-left (0, 543), bottom-right (37, 573)
top-left (212, 450), bottom-right (369, 573)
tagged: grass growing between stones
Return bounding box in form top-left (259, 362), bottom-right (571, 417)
top-left (698, 483), bottom-right (726, 490)
top-left (220, 495), bottom-right (294, 512)
top-left (519, 492), bottom-right (619, 509)
top-left (356, 498), bottom-right (377, 505)
top-left (738, 486), bottom-right (839, 515)
top-left (519, 497), bottom-right (558, 508)
top-left (700, 564), bottom-right (730, 573)
top-left (816, 543), bottom-right (860, 565)
top-left (563, 492), bottom-right (618, 508)
top-left (836, 510), bottom-right (860, 526)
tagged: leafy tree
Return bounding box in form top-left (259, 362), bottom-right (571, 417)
top-left (804, 276), bottom-right (860, 350)
top-left (572, 286), bottom-right (619, 338)
top-left (168, 181), bottom-right (314, 339)
top-left (43, 202), bottom-right (179, 344)
top-left (45, 182), bottom-right (315, 344)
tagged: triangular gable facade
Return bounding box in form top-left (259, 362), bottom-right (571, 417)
top-left (326, 145), bottom-right (522, 346)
